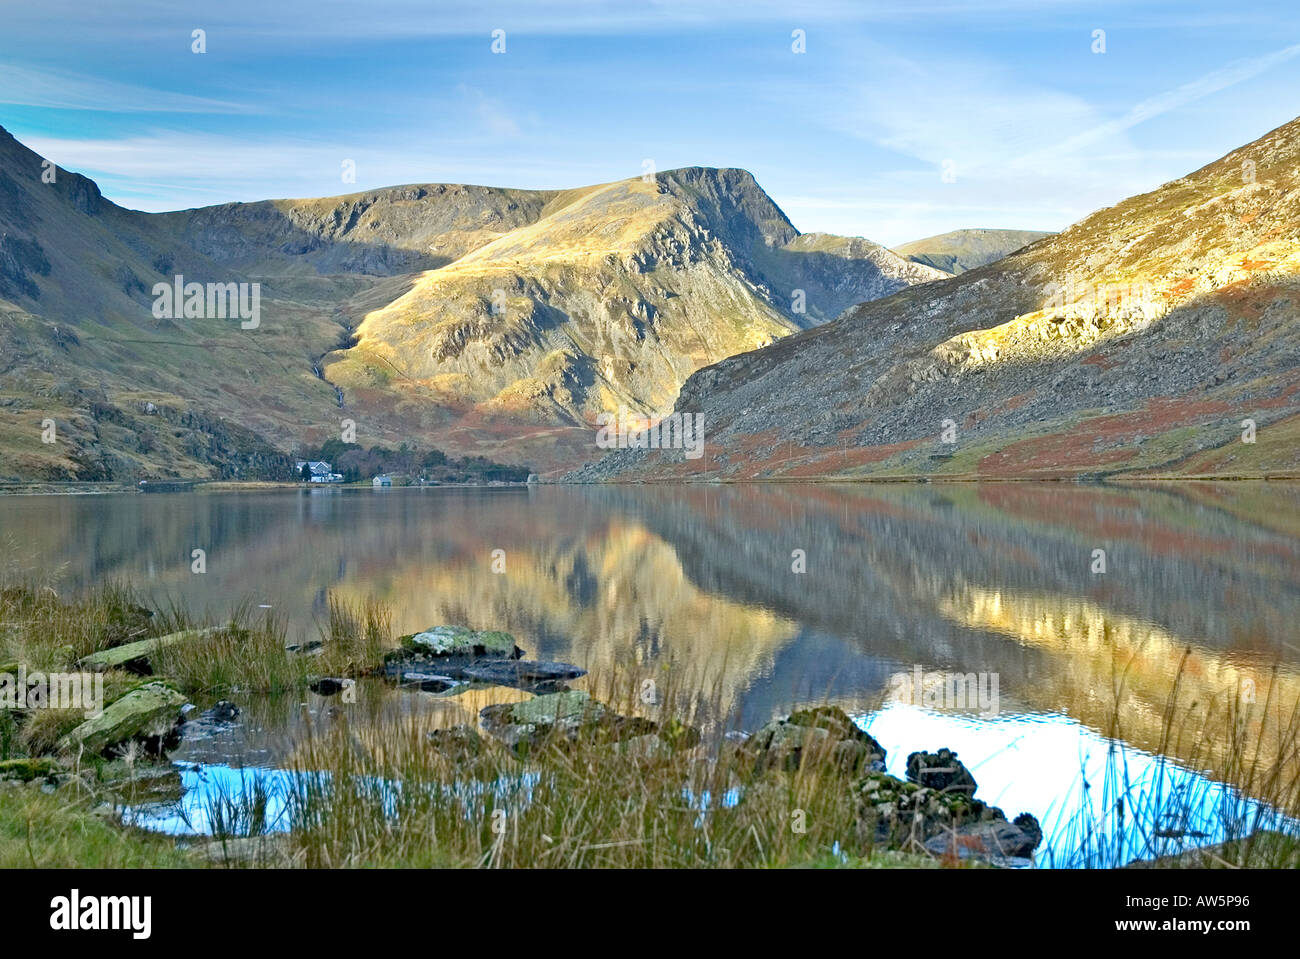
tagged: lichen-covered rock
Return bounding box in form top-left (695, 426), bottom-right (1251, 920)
top-left (57, 682), bottom-right (188, 755)
top-left (403, 625), bottom-right (521, 658)
top-left (382, 625), bottom-right (530, 687)
top-left (506, 689), bottom-right (601, 726)
top-left (853, 770), bottom-right (1040, 864)
top-left (906, 748), bottom-right (978, 794)
top-left (742, 706), bottom-right (886, 774)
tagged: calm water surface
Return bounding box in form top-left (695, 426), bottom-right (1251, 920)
top-left (4, 482), bottom-right (1299, 865)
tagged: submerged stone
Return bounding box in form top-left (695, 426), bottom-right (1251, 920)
top-left (462, 660), bottom-right (587, 688)
top-left (480, 690), bottom-right (699, 756)
top-left (57, 681), bottom-right (188, 755)
top-left (397, 671), bottom-right (461, 693)
top-left (923, 814), bottom-right (1042, 862)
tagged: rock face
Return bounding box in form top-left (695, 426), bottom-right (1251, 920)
top-left (741, 707), bottom-right (886, 774)
top-left (573, 115), bottom-right (1300, 482)
top-left (57, 682), bottom-right (188, 755)
top-left (460, 660), bottom-right (587, 688)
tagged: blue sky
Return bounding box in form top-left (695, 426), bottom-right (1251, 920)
top-left (2, 0), bottom-right (1298, 245)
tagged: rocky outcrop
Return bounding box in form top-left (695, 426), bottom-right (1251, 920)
top-left (740, 706), bottom-right (886, 774)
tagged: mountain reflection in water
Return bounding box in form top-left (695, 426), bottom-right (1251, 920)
top-left (5, 481), bottom-right (1299, 862)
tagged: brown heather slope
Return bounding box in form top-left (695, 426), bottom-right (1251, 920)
top-left (0, 126), bottom-right (939, 481)
top-left (572, 115), bottom-right (1300, 481)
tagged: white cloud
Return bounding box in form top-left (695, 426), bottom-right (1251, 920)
top-left (0, 65), bottom-right (254, 114)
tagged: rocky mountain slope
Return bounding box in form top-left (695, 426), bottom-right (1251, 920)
top-left (893, 229), bottom-right (1053, 274)
top-left (0, 125), bottom-right (936, 480)
top-left (573, 116), bottom-right (1300, 481)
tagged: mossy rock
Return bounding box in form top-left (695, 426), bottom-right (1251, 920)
top-left (743, 706), bottom-right (886, 774)
top-left (401, 625), bottom-right (522, 658)
top-left (57, 682), bottom-right (188, 755)
top-left (78, 627), bottom-right (219, 674)
top-left (0, 757), bottom-right (63, 782)
top-left (906, 748), bottom-right (978, 794)
top-left (853, 770), bottom-right (1006, 853)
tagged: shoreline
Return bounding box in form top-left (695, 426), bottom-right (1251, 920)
top-left (2, 473), bottom-right (1298, 495)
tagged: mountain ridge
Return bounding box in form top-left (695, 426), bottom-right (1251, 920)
top-left (0, 127), bottom-right (938, 480)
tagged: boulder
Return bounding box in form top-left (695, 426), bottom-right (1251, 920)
top-left (309, 677), bottom-right (352, 696)
top-left (853, 770), bottom-right (1040, 864)
top-left (78, 627), bottom-right (219, 674)
top-left (923, 814), bottom-right (1043, 862)
top-left (742, 706), bottom-right (886, 774)
top-left (906, 748), bottom-right (978, 794)
top-left (382, 625), bottom-right (528, 686)
top-left (404, 625), bottom-right (521, 658)
top-left (57, 682), bottom-right (188, 755)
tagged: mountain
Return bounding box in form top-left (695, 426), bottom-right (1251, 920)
top-left (0, 126), bottom-right (938, 481)
top-left (572, 116), bottom-right (1300, 481)
top-left (893, 229), bottom-right (1053, 274)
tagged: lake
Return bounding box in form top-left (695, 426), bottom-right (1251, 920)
top-left (4, 481), bottom-right (1299, 865)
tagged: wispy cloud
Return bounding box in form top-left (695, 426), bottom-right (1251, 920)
top-left (0, 65), bottom-right (254, 114)
top-left (1012, 42), bottom-right (1300, 168)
